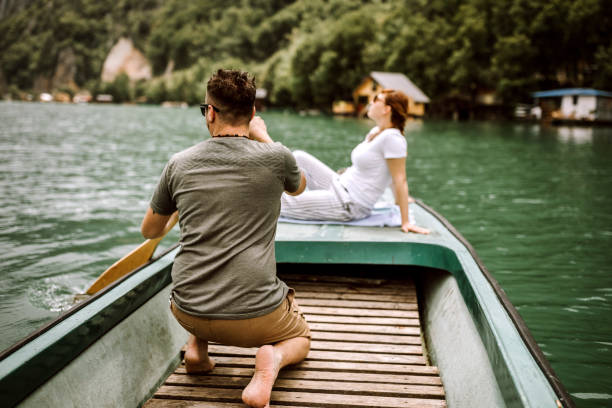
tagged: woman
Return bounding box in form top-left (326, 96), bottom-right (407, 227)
top-left (281, 89), bottom-right (429, 234)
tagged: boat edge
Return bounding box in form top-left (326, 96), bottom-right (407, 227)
top-left (415, 199), bottom-right (575, 408)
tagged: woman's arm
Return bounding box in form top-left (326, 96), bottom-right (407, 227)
top-left (386, 158), bottom-right (429, 234)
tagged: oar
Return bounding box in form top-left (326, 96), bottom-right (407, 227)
top-left (84, 212), bottom-right (179, 296)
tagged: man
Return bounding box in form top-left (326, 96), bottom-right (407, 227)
top-left (141, 69), bottom-right (309, 408)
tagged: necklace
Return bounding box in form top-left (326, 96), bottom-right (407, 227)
top-left (213, 134), bottom-right (250, 139)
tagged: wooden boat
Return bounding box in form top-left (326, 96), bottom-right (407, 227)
top-left (0, 200), bottom-right (574, 408)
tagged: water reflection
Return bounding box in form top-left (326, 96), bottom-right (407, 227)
top-left (556, 126), bottom-right (594, 144)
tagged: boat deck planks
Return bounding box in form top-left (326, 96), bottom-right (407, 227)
top-left (144, 273), bottom-right (446, 407)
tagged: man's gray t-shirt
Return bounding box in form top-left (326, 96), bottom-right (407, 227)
top-left (150, 137), bottom-right (301, 319)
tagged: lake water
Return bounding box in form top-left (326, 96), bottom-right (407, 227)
top-left (1, 101), bottom-right (611, 406)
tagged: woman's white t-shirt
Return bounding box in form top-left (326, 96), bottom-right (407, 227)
top-left (339, 127), bottom-right (407, 209)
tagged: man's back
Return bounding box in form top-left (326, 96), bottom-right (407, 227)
top-left (142, 69), bottom-right (309, 408)
top-left (151, 137), bottom-right (301, 319)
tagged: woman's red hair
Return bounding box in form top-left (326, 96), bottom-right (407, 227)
top-left (381, 89), bottom-right (410, 133)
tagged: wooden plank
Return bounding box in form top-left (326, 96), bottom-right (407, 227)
top-left (308, 322), bottom-right (421, 336)
top-left (208, 346), bottom-right (426, 365)
top-left (209, 342), bottom-right (423, 356)
top-left (174, 367), bottom-right (443, 385)
top-left (291, 286), bottom-right (414, 297)
top-left (155, 386), bottom-right (446, 408)
top-left (145, 397), bottom-right (309, 408)
top-left (154, 386), bottom-right (241, 402)
top-left (208, 341), bottom-right (422, 355)
top-left (144, 400), bottom-right (276, 408)
top-left (300, 306), bottom-right (419, 318)
top-left (296, 291), bottom-right (416, 303)
top-left (277, 370), bottom-right (442, 386)
top-left (289, 283), bottom-right (416, 296)
top-left (312, 340), bottom-right (422, 355)
top-left (147, 273), bottom-right (447, 408)
top-left (278, 273), bottom-right (404, 286)
top-left (175, 366), bottom-right (253, 377)
top-left (289, 360), bottom-right (438, 376)
top-left (305, 314), bottom-right (420, 327)
top-left (268, 390), bottom-right (447, 408)
top-left (164, 375), bottom-right (445, 398)
top-left (311, 330), bottom-right (423, 345)
top-left (296, 298), bottom-right (418, 310)
top-left (186, 357), bottom-right (438, 375)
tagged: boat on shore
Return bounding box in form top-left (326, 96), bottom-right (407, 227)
top-left (0, 200), bottom-right (574, 407)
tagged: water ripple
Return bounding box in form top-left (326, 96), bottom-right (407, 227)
top-left (1, 103), bottom-right (611, 406)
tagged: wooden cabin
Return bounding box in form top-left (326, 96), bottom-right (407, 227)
top-left (532, 88), bottom-right (612, 123)
top-left (255, 88), bottom-right (268, 112)
top-left (349, 72), bottom-right (430, 117)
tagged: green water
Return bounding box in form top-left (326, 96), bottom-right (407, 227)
top-left (1, 102), bottom-right (611, 406)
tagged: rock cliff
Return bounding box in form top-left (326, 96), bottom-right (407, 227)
top-left (101, 38), bottom-right (152, 83)
top-left (52, 47), bottom-right (78, 90)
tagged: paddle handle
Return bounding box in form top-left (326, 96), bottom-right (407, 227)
top-left (84, 212), bottom-right (179, 295)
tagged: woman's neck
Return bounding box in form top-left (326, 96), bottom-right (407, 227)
top-left (375, 117), bottom-right (393, 131)
top-left (368, 122), bottom-right (394, 142)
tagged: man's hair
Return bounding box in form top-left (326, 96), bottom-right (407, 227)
top-left (206, 69), bottom-right (256, 125)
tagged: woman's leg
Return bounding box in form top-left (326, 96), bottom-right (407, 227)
top-left (292, 150), bottom-right (337, 190)
top-left (281, 150), bottom-right (353, 221)
top-left (281, 188), bottom-right (351, 221)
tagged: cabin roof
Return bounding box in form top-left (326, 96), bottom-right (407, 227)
top-left (370, 71), bottom-right (431, 103)
top-left (255, 88), bottom-right (268, 99)
top-left (532, 88), bottom-right (612, 98)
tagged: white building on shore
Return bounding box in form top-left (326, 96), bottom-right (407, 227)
top-left (531, 88), bottom-right (612, 123)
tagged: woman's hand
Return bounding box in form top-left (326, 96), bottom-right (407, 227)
top-left (401, 222), bottom-right (430, 234)
top-left (249, 116), bottom-right (273, 143)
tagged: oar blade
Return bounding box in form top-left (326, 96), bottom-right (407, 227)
top-left (82, 212), bottom-right (178, 296)
top-left (85, 237), bottom-right (162, 295)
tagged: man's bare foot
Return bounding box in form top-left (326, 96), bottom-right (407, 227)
top-left (242, 345), bottom-right (279, 408)
top-left (184, 354), bottom-right (216, 374)
top-left (184, 335), bottom-right (215, 374)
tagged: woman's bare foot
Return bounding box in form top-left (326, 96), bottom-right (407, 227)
top-left (242, 345), bottom-right (280, 408)
top-left (184, 335), bottom-right (216, 374)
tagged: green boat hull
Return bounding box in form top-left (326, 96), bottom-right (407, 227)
top-left (0, 201), bottom-right (573, 408)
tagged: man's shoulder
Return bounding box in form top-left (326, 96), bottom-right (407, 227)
top-left (169, 141), bottom-right (208, 162)
top-left (269, 141), bottom-right (292, 154)
top-left (243, 140), bottom-right (292, 157)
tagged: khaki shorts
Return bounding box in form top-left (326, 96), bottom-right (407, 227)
top-left (170, 288), bottom-right (311, 348)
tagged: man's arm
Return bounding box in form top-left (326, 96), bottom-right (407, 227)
top-left (141, 208), bottom-right (177, 239)
top-left (249, 115), bottom-right (306, 196)
top-left (249, 116), bottom-right (274, 143)
top-left (285, 171), bottom-right (306, 196)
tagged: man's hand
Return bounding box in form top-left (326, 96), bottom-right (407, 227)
top-left (249, 116), bottom-right (273, 143)
top-left (401, 222), bottom-right (430, 234)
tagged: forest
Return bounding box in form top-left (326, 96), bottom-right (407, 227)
top-left (1, 0), bottom-right (611, 115)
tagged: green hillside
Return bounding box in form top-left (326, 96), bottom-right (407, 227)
top-left (1, 0), bottom-right (611, 114)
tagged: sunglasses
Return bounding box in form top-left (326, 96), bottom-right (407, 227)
top-left (200, 103), bottom-right (221, 116)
